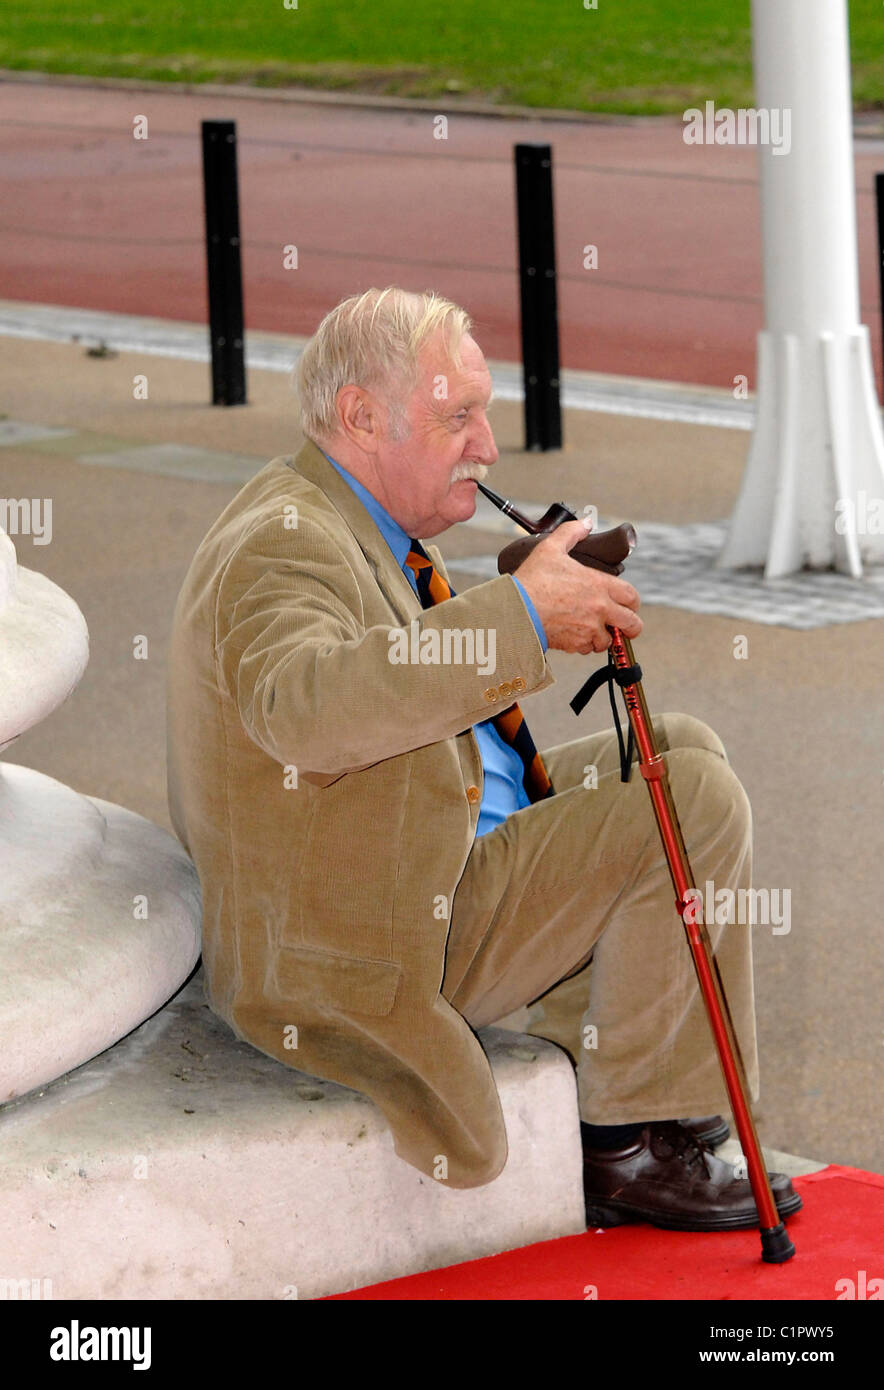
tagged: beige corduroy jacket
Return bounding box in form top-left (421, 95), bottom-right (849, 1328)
top-left (166, 439), bottom-right (554, 1187)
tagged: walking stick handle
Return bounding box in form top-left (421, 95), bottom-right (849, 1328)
top-left (497, 522), bottom-right (636, 577)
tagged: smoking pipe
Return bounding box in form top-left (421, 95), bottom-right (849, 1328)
top-left (475, 481), bottom-right (636, 575)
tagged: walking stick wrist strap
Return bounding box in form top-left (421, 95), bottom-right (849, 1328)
top-left (569, 652), bottom-right (643, 782)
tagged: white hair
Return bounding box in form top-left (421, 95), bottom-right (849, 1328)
top-left (292, 286), bottom-right (472, 443)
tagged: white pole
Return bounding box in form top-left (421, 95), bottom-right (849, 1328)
top-left (718, 0), bottom-right (884, 577)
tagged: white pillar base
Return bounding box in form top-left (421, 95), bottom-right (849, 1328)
top-left (718, 327), bottom-right (884, 578)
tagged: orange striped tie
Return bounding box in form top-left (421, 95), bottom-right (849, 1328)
top-left (405, 539), bottom-right (555, 803)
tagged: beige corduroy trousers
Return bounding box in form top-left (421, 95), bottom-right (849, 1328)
top-left (444, 713), bottom-right (760, 1123)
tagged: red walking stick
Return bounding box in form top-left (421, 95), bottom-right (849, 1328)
top-left (477, 481), bottom-right (796, 1263)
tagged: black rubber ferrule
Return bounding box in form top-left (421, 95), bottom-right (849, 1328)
top-left (761, 1223), bottom-right (796, 1263)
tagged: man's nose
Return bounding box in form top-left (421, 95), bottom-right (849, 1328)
top-left (473, 416), bottom-right (498, 466)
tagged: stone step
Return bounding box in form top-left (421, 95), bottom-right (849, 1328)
top-left (0, 974), bottom-right (586, 1301)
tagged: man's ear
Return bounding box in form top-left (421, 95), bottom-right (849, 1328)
top-left (335, 384), bottom-right (381, 453)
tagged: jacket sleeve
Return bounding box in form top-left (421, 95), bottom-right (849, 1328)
top-left (214, 512), bottom-right (554, 778)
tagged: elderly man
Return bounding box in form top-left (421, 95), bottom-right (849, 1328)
top-left (166, 286), bottom-right (800, 1231)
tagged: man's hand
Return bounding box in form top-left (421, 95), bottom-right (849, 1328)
top-left (514, 519), bottom-right (642, 654)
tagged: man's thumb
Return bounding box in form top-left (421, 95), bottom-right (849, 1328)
top-left (552, 517), bottom-right (594, 552)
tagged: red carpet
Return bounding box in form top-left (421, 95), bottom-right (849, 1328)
top-left (329, 1166), bottom-right (884, 1300)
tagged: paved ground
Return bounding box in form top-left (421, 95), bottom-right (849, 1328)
top-left (2, 324), bottom-right (882, 1176)
top-left (1, 74), bottom-right (883, 390)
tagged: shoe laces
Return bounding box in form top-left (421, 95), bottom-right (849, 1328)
top-left (649, 1121), bottom-right (711, 1175)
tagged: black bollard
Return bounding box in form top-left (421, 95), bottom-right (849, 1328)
top-left (514, 143), bottom-right (562, 451)
top-left (201, 120), bottom-right (247, 406)
top-left (876, 173), bottom-right (884, 401)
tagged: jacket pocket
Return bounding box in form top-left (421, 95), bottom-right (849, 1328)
top-left (271, 942), bottom-right (402, 1017)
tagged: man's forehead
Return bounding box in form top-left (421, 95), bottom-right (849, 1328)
top-left (457, 381), bottom-right (495, 406)
top-left (418, 335), bottom-right (493, 404)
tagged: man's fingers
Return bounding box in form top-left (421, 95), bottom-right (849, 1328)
top-left (609, 577), bottom-right (640, 610)
top-left (514, 521), bottom-right (644, 653)
top-left (609, 604), bottom-right (643, 638)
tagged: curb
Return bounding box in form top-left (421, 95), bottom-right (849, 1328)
top-left (3, 68), bottom-right (882, 136)
top-left (0, 299), bottom-right (759, 432)
top-left (0, 68), bottom-right (671, 126)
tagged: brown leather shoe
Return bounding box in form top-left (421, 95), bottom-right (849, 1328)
top-left (682, 1115), bottom-right (730, 1148)
top-left (583, 1120), bottom-right (803, 1232)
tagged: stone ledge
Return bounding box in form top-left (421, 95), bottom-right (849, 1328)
top-left (0, 974), bottom-right (586, 1300)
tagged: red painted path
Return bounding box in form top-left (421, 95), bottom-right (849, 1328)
top-left (1, 78), bottom-right (882, 389)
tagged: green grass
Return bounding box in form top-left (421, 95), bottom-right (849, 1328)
top-left (0, 0), bottom-right (880, 115)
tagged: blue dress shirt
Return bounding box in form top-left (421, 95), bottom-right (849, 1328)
top-left (323, 454), bottom-right (548, 836)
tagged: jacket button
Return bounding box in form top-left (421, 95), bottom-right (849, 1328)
top-left (466, 785), bottom-right (480, 803)
top-left (498, 681), bottom-right (512, 699)
top-left (512, 677), bottom-right (526, 693)
top-left (484, 687), bottom-right (498, 702)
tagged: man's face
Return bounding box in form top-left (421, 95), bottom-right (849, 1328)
top-left (373, 330), bottom-right (498, 538)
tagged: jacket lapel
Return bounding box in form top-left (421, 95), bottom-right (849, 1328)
top-left (285, 440), bottom-right (424, 623)
top-left (285, 440), bottom-right (484, 816)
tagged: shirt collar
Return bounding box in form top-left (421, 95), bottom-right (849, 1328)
top-left (323, 453), bottom-right (413, 569)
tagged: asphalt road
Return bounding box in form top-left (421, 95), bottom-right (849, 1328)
top-left (2, 74), bottom-right (882, 390)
